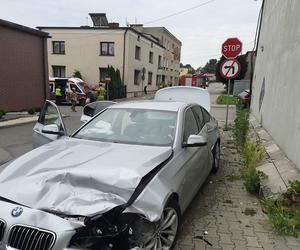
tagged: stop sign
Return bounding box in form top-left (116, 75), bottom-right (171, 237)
top-left (222, 38), bottom-right (242, 59)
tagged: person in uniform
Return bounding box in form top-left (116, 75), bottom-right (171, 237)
top-left (55, 86), bottom-right (62, 105)
top-left (70, 88), bottom-right (77, 112)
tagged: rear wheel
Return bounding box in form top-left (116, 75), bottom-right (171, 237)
top-left (144, 199), bottom-right (181, 250)
top-left (212, 141), bottom-right (220, 173)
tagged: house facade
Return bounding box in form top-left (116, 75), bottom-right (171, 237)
top-left (0, 19), bottom-right (49, 111)
top-left (39, 14), bottom-right (177, 97)
top-left (133, 25), bottom-right (182, 86)
top-left (251, 0), bottom-right (300, 169)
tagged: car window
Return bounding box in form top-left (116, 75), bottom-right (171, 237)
top-left (70, 83), bottom-right (81, 93)
top-left (39, 102), bottom-right (63, 130)
top-left (74, 108), bottom-right (177, 146)
top-left (183, 108), bottom-right (199, 143)
top-left (192, 106), bottom-right (205, 131)
top-left (201, 107), bottom-right (211, 124)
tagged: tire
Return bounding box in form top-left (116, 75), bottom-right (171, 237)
top-left (212, 141), bottom-right (220, 173)
top-left (143, 198), bottom-right (181, 250)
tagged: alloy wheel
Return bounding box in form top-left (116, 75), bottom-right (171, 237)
top-left (144, 207), bottom-right (179, 250)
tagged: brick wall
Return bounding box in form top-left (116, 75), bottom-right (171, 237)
top-left (0, 26), bottom-right (48, 111)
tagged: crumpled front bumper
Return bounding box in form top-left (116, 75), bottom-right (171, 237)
top-left (0, 200), bottom-right (82, 250)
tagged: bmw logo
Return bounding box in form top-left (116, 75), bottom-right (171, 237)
top-left (11, 207), bottom-right (23, 217)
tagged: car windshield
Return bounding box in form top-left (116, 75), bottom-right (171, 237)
top-left (74, 108), bottom-right (177, 146)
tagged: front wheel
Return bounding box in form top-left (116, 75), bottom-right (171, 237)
top-left (212, 141), bottom-right (220, 173)
top-left (144, 199), bottom-right (181, 250)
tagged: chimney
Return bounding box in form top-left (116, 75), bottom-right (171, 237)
top-left (109, 22), bottom-right (120, 28)
top-left (89, 13), bottom-right (109, 27)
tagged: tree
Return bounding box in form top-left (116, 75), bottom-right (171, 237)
top-left (202, 59), bottom-right (217, 73)
top-left (216, 55), bottom-right (248, 94)
top-left (73, 69), bottom-right (83, 79)
top-left (106, 65), bottom-right (122, 99)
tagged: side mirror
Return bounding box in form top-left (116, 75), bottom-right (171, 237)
top-left (184, 134), bottom-right (207, 147)
top-left (42, 124), bottom-right (64, 136)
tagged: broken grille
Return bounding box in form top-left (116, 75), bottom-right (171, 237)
top-left (7, 225), bottom-right (56, 250)
top-left (0, 219), bottom-right (5, 242)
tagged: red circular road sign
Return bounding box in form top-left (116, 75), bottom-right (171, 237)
top-left (222, 38), bottom-right (243, 59)
top-left (220, 59), bottom-right (241, 79)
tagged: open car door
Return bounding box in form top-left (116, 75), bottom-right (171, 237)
top-left (154, 86), bottom-right (211, 112)
top-left (32, 100), bottom-right (67, 148)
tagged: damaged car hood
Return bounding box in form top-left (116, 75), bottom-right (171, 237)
top-left (0, 138), bottom-right (172, 217)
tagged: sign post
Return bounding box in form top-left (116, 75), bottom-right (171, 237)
top-left (219, 58), bottom-right (242, 129)
top-left (221, 38), bottom-right (243, 129)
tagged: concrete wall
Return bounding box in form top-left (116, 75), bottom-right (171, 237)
top-left (42, 28), bottom-right (164, 96)
top-left (143, 27), bottom-right (182, 85)
top-left (43, 29), bottom-right (125, 86)
top-left (251, 0), bottom-right (300, 169)
top-left (124, 30), bottom-right (163, 95)
top-left (0, 26), bottom-right (48, 111)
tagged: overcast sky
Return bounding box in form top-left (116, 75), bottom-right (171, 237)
top-left (0, 0), bottom-right (262, 68)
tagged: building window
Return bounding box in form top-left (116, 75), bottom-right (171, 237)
top-left (52, 41), bottom-right (65, 54)
top-left (99, 68), bottom-right (109, 82)
top-left (148, 72), bottom-right (153, 85)
top-left (52, 66), bottom-right (66, 77)
top-left (158, 55), bottom-right (162, 69)
top-left (149, 51), bottom-right (154, 64)
top-left (135, 46), bottom-right (141, 60)
top-left (137, 36), bottom-right (140, 41)
top-left (100, 42), bottom-right (115, 56)
top-left (134, 70), bottom-right (140, 85)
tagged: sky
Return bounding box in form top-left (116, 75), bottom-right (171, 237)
top-left (0, 0), bottom-right (262, 68)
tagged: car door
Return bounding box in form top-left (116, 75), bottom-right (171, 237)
top-left (192, 106), bottom-right (212, 177)
top-left (180, 107), bottom-right (210, 209)
top-left (32, 100), bottom-right (67, 148)
top-left (201, 107), bottom-right (218, 149)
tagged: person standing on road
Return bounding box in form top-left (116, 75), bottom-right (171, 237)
top-left (84, 86), bottom-right (96, 105)
top-left (70, 88), bottom-right (77, 112)
top-left (55, 86), bottom-right (62, 105)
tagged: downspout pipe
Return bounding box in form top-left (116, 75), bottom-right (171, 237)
top-left (122, 29), bottom-right (128, 86)
top-left (250, 0), bottom-right (265, 106)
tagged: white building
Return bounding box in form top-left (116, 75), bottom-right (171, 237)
top-left (39, 14), bottom-right (181, 97)
top-left (251, 0), bottom-right (300, 169)
top-left (130, 25), bottom-right (182, 86)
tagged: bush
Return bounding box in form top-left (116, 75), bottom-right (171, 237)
top-left (263, 187), bottom-right (300, 237)
top-left (216, 95), bottom-right (237, 105)
top-left (233, 108), bottom-right (250, 150)
top-left (242, 140), bottom-right (265, 195)
top-left (0, 109), bottom-right (6, 118)
top-left (73, 70), bottom-right (82, 79)
top-left (27, 108), bottom-right (35, 115)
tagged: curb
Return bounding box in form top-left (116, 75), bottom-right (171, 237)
top-left (249, 114), bottom-right (300, 198)
top-left (0, 116), bottom-right (39, 129)
top-left (0, 114), bottom-right (70, 129)
top-left (211, 104), bottom-right (236, 108)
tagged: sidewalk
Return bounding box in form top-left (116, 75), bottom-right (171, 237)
top-left (0, 93), bottom-right (155, 129)
top-left (250, 114), bottom-right (300, 198)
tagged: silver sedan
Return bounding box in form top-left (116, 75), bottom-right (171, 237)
top-left (0, 87), bottom-right (220, 250)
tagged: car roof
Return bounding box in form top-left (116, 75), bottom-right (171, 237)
top-left (109, 100), bottom-right (188, 112)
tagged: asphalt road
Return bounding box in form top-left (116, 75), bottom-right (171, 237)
top-left (0, 83), bottom-right (235, 163)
